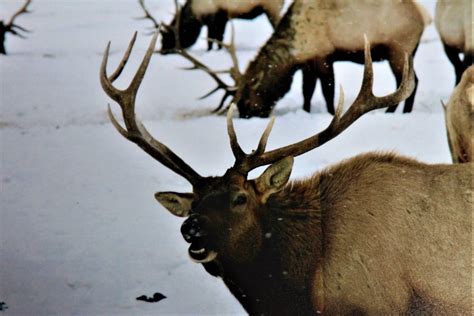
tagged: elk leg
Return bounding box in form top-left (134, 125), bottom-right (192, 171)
top-left (0, 25), bottom-right (6, 55)
top-left (443, 44), bottom-right (464, 84)
top-left (207, 11), bottom-right (228, 50)
top-left (302, 63), bottom-right (318, 113)
top-left (402, 71), bottom-right (418, 113)
top-left (317, 61), bottom-right (335, 115)
top-left (387, 52), bottom-right (417, 113)
top-left (462, 52), bottom-right (472, 77)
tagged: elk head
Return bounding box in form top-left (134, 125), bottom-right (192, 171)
top-left (100, 33), bottom-right (414, 264)
top-left (158, 0), bottom-right (202, 54)
top-left (0, 0), bottom-right (32, 55)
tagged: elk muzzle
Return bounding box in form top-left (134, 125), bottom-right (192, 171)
top-left (181, 214), bottom-right (217, 263)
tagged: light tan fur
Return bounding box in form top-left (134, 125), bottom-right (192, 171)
top-left (191, 0), bottom-right (284, 23)
top-left (234, 0), bottom-right (429, 117)
top-left (445, 66), bottom-right (474, 163)
top-left (288, 0), bottom-right (428, 61)
top-left (435, 0), bottom-right (473, 53)
top-left (307, 153), bottom-right (473, 314)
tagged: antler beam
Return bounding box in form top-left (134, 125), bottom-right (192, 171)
top-left (100, 32), bottom-right (203, 185)
top-left (228, 38), bottom-right (415, 174)
top-left (6, 0), bottom-right (32, 27)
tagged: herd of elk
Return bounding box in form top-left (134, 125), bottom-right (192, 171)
top-left (444, 65), bottom-right (474, 163)
top-left (166, 0), bottom-right (432, 118)
top-left (231, 0), bottom-right (432, 117)
top-left (0, 0), bottom-right (32, 55)
top-left (435, 0), bottom-right (473, 85)
top-left (159, 0), bottom-right (284, 53)
top-left (100, 33), bottom-right (472, 315)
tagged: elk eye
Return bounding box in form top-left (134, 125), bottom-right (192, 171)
top-left (232, 194), bottom-right (247, 206)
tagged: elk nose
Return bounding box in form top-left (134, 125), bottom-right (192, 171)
top-left (181, 214), bottom-right (205, 243)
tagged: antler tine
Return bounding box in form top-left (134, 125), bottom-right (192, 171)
top-left (231, 37), bottom-right (415, 174)
top-left (211, 91), bottom-right (235, 113)
top-left (100, 32), bottom-right (202, 185)
top-left (6, 0), bottom-right (32, 26)
top-left (108, 32), bottom-right (138, 83)
top-left (226, 102), bottom-right (275, 171)
top-left (177, 49), bottom-right (232, 93)
top-left (332, 36), bottom-right (414, 133)
top-left (137, 0), bottom-right (160, 29)
top-left (167, 3), bottom-right (240, 112)
top-left (225, 23), bottom-right (242, 81)
top-left (205, 23), bottom-right (242, 82)
top-left (227, 104), bottom-right (246, 160)
top-left (254, 116), bottom-right (275, 155)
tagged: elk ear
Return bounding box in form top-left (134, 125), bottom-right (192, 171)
top-left (255, 157), bottom-right (294, 202)
top-left (154, 192), bottom-right (194, 217)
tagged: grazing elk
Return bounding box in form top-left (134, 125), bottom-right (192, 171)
top-left (435, 0), bottom-right (473, 85)
top-left (100, 33), bottom-right (472, 315)
top-left (0, 0), bottom-right (32, 55)
top-left (444, 66), bottom-right (474, 163)
top-left (222, 0), bottom-right (431, 117)
top-left (159, 0), bottom-right (284, 53)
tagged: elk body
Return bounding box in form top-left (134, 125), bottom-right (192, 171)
top-left (0, 0), bottom-right (32, 55)
top-left (435, 0), bottom-right (473, 85)
top-left (100, 34), bottom-right (473, 314)
top-left (232, 0), bottom-right (430, 118)
top-left (160, 0), bottom-right (284, 53)
top-left (445, 66), bottom-right (474, 163)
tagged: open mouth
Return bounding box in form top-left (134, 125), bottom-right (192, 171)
top-left (188, 240), bottom-right (218, 263)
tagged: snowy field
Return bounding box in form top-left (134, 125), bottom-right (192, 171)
top-left (0, 0), bottom-right (457, 315)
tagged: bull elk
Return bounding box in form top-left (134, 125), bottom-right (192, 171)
top-left (435, 0), bottom-right (473, 85)
top-left (221, 0), bottom-right (430, 118)
top-left (159, 0), bottom-right (284, 53)
top-left (444, 66), bottom-right (474, 163)
top-left (100, 33), bottom-right (472, 314)
top-left (0, 0), bottom-right (32, 55)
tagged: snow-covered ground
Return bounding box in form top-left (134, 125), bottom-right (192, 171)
top-left (0, 0), bottom-right (457, 314)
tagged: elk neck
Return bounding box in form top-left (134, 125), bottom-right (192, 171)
top-left (236, 8), bottom-right (299, 118)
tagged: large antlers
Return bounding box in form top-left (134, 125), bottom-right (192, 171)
top-left (173, 25), bottom-right (242, 113)
top-left (136, 0), bottom-right (160, 30)
top-left (6, 0), bottom-right (32, 27)
top-left (159, 1), bottom-right (242, 113)
top-left (100, 32), bottom-right (202, 185)
top-left (101, 34), bottom-right (413, 184)
top-left (1, 0), bottom-right (32, 54)
top-left (227, 37), bottom-right (415, 175)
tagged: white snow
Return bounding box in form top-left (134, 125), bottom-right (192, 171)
top-left (0, 0), bottom-right (455, 315)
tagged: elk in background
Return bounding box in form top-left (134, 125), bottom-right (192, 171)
top-left (435, 0), bottom-right (473, 85)
top-left (156, 0), bottom-right (284, 53)
top-left (444, 66), bottom-right (474, 163)
top-left (227, 0), bottom-right (431, 117)
top-left (100, 33), bottom-right (472, 315)
top-left (0, 0), bottom-right (32, 55)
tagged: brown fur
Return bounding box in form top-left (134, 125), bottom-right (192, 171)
top-left (171, 153), bottom-right (473, 315)
top-left (234, 0), bottom-right (429, 117)
top-left (160, 0), bottom-right (284, 53)
top-left (445, 66), bottom-right (474, 163)
top-left (191, 0), bottom-right (283, 26)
